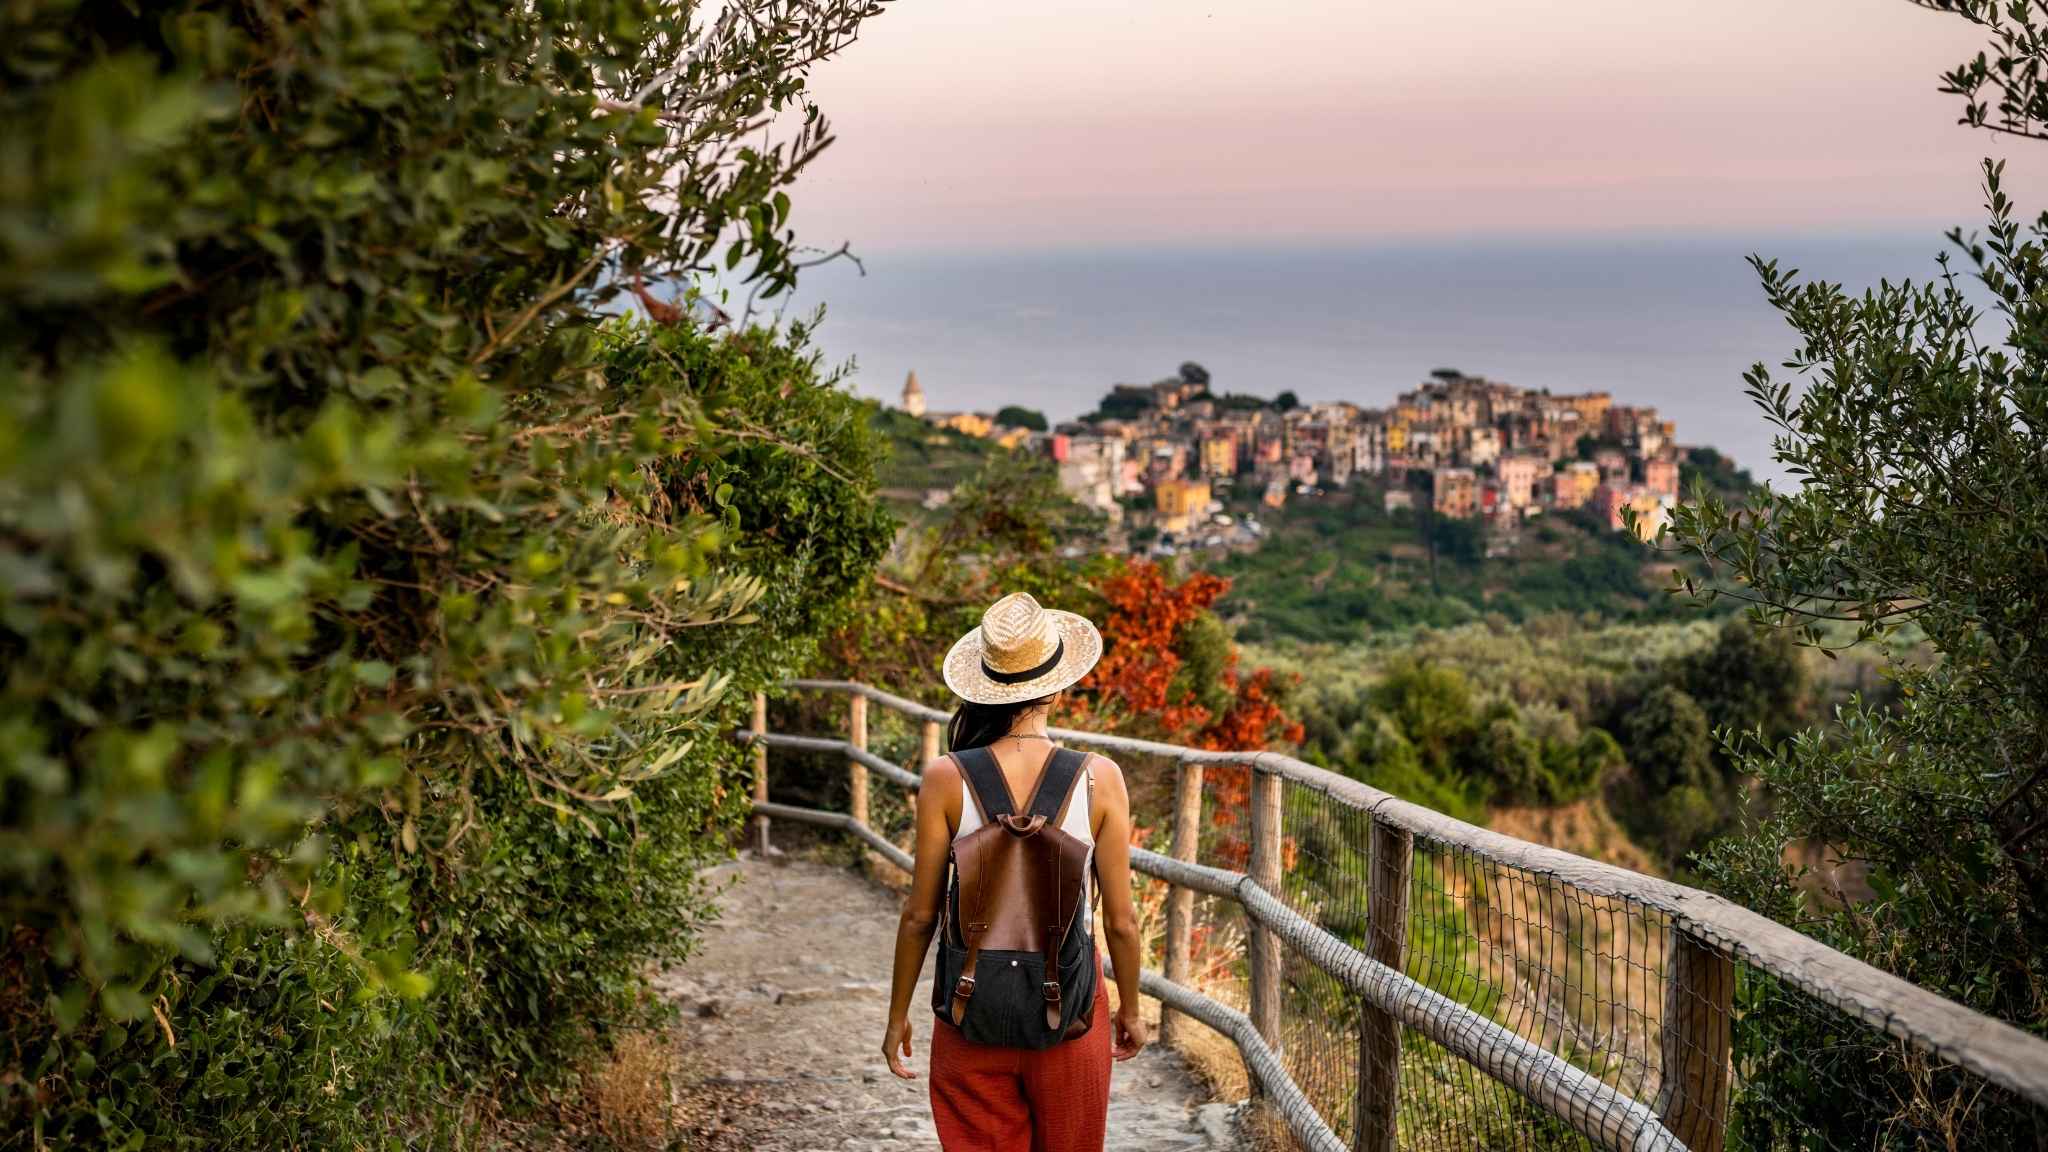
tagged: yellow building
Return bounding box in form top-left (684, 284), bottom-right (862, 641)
top-left (1199, 436), bottom-right (1238, 478)
top-left (1386, 422), bottom-right (1409, 455)
top-left (1154, 477), bottom-right (1213, 535)
top-left (1560, 391), bottom-right (1612, 428)
top-left (1551, 461), bottom-right (1600, 509)
top-left (927, 411), bottom-right (994, 438)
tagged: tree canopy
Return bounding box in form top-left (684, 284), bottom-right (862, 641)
top-left (994, 404), bottom-right (1048, 431)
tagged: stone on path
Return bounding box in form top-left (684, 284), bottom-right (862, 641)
top-left (663, 855), bottom-right (1247, 1151)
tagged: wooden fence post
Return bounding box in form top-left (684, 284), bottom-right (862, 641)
top-left (847, 693), bottom-right (868, 830)
top-left (1356, 819), bottom-right (1411, 1152)
top-left (1161, 758), bottom-right (1204, 1047)
top-left (1658, 928), bottom-right (1734, 1152)
top-left (1248, 766), bottom-right (1285, 1055)
top-left (750, 692), bottom-right (770, 855)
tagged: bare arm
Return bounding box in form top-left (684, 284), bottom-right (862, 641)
top-left (880, 756), bottom-right (959, 1079)
top-left (1089, 755), bottom-right (1151, 1059)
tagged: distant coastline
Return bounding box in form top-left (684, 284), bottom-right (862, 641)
top-left (784, 229), bottom-right (1965, 490)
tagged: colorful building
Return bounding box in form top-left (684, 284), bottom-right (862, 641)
top-left (926, 411), bottom-right (994, 437)
top-left (1433, 467), bottom-right (1478, 518)
top-left (1154, 476), bottom-right (1213, 535)
top-left (1552, 461), bottom-right (1600, 509)
top-left (1643, 455), bottom-right (1681, 499)
top-left (1199, 435), bottom-right (1239, 478)
top-left (1497, 454), bottom-right (1542, 509)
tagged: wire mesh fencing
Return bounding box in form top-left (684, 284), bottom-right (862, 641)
top-left (1261, 768), bottom-right (2046, 1152)
top-left (1722, 964), bottom-right (2044, 1151)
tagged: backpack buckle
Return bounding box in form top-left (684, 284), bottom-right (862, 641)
top-left (953, 974), bottom-right (976, 999)
top-left (1041, 980), bottom-right (1061, 1004)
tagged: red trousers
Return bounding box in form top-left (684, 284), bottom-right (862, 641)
top-left (928, 968), bottom-right (1112, 1152)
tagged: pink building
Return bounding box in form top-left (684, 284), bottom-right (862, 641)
top-left (1496, 455), bottom-right (1542, 509)
top-left (1643, 456), bottom-right (1680, 499)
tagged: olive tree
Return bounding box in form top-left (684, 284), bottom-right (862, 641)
top-left (1666, 2), bottom-right (2048, 1141)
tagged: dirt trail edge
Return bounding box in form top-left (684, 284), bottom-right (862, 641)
top-left (661, 854), bottom-right (1249, 1151)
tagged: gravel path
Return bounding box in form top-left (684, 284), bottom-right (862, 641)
top-left (662, 853), bottom-right (1247, 1151)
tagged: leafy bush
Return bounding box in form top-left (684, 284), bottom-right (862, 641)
top-left (0, 1), bottom-right (886, 1146)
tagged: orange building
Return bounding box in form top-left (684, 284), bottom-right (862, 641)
top-left (1432, 468), bottom-right (1478, 518)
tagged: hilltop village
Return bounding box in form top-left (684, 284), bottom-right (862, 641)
top-left (899, 364), bottom-right (1688, 547)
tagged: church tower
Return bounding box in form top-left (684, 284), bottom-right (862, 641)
top-left (901, 371), bottom-right (926, 418)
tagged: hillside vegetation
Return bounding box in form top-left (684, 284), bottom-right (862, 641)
top-left (1214, 487), bottom-right (1703, 641)
top-left (1250, 613), bottom-right (1819, 872)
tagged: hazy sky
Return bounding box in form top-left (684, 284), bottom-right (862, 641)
top-left (793, 0), bottom-right (2048, 250)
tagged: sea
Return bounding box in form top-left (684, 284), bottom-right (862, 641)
top-left (741, 229), bottom-right (1972, 490)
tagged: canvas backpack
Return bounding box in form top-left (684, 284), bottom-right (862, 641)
top-left (931, 745), bottom-right (1098, 1048)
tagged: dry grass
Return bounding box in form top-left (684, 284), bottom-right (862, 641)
top-left (1486, 795), bottom-right (1657, 876)
top-left (586, 1029), bottom-right (677, 1151)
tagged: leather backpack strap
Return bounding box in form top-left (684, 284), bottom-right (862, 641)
top-left (952, 746), bottom-right (1014, 823)
top-left (1030, 748), bottom-right (1091, 1031)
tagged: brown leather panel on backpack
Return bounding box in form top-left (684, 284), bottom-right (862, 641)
top-left (944, 746), bottom-right (1094, 1034)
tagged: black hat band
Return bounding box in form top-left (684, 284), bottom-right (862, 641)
top-left (982, 638), bottom-right (1066, 685)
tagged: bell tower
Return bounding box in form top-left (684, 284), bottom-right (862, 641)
top-left (901, 371), bottom-right (926, 418)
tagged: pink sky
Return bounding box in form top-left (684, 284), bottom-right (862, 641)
top-left (794, 0), bottom-right (2048, 249)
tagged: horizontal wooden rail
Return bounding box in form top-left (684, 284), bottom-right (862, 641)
top-left (734, 730), bottom-right (922, 790)
top-left (751, 799), bottom-right (913, 872)
top-left (777, 679), bottom-right (2048, 1112)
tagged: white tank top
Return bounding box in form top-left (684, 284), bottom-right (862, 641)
top-left (953, 746), bottom-right (1095, 929)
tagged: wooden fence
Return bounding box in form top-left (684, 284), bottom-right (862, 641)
top-left (736, 680), bottom-right (2048, 1152)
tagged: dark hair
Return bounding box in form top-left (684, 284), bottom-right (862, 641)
top-left (947, 696), bottom-right (1055, 752)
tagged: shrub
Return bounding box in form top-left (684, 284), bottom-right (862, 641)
top-left (0, 1), bottom-right (887, 1146)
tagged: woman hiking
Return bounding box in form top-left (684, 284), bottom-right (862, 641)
top-left (879, 592), bottom-right (1149, 1151)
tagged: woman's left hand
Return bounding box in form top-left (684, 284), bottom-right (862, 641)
top-left (882, 1013), bottom-right (917, 1079)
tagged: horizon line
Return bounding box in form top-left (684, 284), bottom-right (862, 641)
top-left (797, 220), bottom-right (1978, 265)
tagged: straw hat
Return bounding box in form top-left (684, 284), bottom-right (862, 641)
top-left (942, 592), bottom-right (1103, 705)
